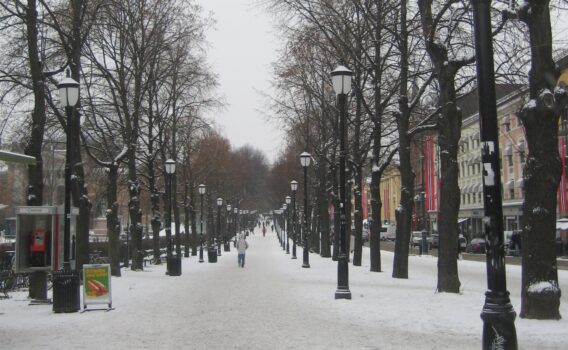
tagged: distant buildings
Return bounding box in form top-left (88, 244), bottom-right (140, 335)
top-left (372, 55), bottom-right (568, 241)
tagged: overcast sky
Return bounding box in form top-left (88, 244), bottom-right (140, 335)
top-left (197, 0), bottom-right (283, 164)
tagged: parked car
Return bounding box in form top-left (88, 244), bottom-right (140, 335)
top-left (411, 231), bottom-right (431, 248)
top-left (465, 238), bottom-right (486, 253)
top-left (380, 225), bottom-right (396, 241)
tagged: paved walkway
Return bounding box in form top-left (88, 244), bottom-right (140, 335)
top-left (2, 227), bottom-right (566, 349)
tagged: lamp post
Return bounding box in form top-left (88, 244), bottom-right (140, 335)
top-left (283, 203), bottom-right (288, 253)
top-left (332, 64), bottom-right (352, 299)
top-left (58, 70), bottom-right (79, 270)
top-left (208, 198), bottom-right (219, 263)
top-left (217, 198), bottom-right (223, 256)
top-left (234, 207), bottom-right (238, 246)
top-left (285, 196), bottom-right (291, 254)
top-left (198, 184), bottom-right (205, 263)
top-left (291, 181), bottom-right (298, 259)
top-left (471, 1), bottom-right (517, 348)
top-left (53, 70), bottom-right (81, 313)
top-left (165, 159), bottom-right (181, 276)
top-left (226, 204), bottom-right (232, 251)
top-left (239, 209), bottom-right (243, 237)
top-left (300, 151), bottom-right (311, 268)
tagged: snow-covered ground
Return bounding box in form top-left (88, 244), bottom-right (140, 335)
top-left (1, 228), bottom-right (566, 349)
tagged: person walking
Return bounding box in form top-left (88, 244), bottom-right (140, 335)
top-left (236, 234), bottom-right (249, 268)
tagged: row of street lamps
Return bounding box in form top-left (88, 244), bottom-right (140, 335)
top-left (274, 65), bottom-right (354, 298)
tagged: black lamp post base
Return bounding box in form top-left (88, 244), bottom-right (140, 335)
top-left (481, 292), bottom-right (517, 349)
top-left (302, 263), bottom-right (310, 268)
top-left (224, 243), bottom-right (231, 252)
top-left (199, 246), bottom-right (204, 263)
top-left (291, 256), bottom-right (297, 259)
top-left (335, 288), bottom-right (352, 300)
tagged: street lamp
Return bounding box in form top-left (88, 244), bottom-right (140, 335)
top-left (300, 151), bottom-right (311, 268)
top-left (234, 207), bottom-right (239, 246)
top-left (285, 196), bottom-right (291, 254)
top-left (283, 203), bottom-right (288, 253)
top-left (471, 1), bottom-right (517, 348)
top-left (208, 197), bottom-right (220, 263)
top-left (53, 70), bottom-right (80, 313)
top-left (217, 197), bottom-right (223, 256)
top-left (198, 184), bottom-right (205, 263)
top-left (291, 180), bottom-right (298, 259)
top-left (332, 64), bottom-right (352, 299)
top-left (165, 159), bottom-right (181, 276)
top-left (226, 204), bottom-right (232, 252)
top-left (58, 70), bottom-right (79, 270)
top-left (239, 209), bottom-right (243, 237)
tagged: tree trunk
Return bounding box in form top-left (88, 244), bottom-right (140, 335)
top-left (392, 106), bottom-right (414, 279)
top-left (392, 128), bottom-right (414, 278)
top-left (128, 176), bottom-right (144, 270)
top-left (190, 187), bottom-right (198, 256)
top-left (24, 0), bottom-right (45, 207)
top-left (418, 0), bottom-right (462, 293)
top-left (369, 163), bottom-right (382, 272)
top-left (106, 165), bottom-right (121, 277)
top-left (184, 182), bottom-right (191, 257)
top-left (517, 1), bottom-right (563, 320)
top-left (318, 158), bottom-right (331, 258)
top-left (435, 74), bottom-right (461, 293)
top-left (150, 188), bottom-right (161, 264)
top-left (392, 0), bottom-right (411, 278)
top-left (353, 168), bottom-right (363, 266)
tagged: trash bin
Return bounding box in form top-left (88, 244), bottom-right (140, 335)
top-left (167, 256), bottom-right (182, 276)
top-left (207, 248), bottom-right (217, 263)
top-left (52, 270), bottom-right (80, 313)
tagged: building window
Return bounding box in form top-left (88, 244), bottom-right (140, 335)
top-left (509, 188), bottom-right (515, 199)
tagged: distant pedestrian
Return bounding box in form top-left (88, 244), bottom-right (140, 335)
top-left (262, 226), bottom-right (266, 237)
top-left (236, 234), bottom-right (249, 268)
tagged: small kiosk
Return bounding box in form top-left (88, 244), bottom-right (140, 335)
top-left (14, 206), bottom-right (78, 273)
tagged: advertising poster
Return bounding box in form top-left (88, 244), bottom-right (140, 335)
top-left (82, 264), bottom-right (112, 310)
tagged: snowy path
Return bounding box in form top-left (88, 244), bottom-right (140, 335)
top-left (1, 228), bottom-right (567, 349)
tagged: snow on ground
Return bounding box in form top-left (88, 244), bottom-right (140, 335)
top-left (1, 227), bottom-right (567, 350)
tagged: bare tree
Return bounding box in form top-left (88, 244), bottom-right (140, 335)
top-left (507, 0), bottom-right (566, 320)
